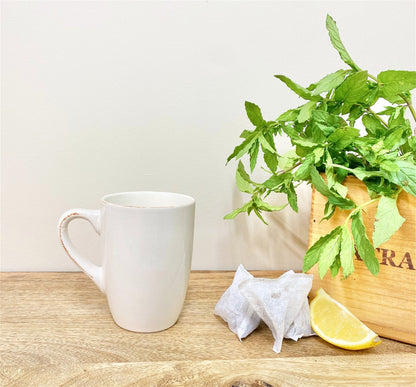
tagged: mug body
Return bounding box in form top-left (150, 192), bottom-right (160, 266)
top-left (101, 192), bottom-right (195, 332)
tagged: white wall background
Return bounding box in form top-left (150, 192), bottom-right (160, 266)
top-left (1, 0), bottom-right (415, 271)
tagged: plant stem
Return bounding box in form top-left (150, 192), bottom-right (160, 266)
top-left (331, 164), bottom-right (353, 172)
top-left (260, 160), bottom-right (301, 177)
top-left (367, 107), bottom-right (389, 128)
top-left (279, 161), bottom-right (302, 175)
top-left (330, 163), bottom-right (382, 178)
top-left (368, 73), bottom-right (378, 82)
top-left (343, 197), bottom-right (381, 226)
top-left (399, 93), bottom-right (416, 124)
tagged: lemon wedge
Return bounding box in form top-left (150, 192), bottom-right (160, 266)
top-left (310, 288), bottom-right (381, 350)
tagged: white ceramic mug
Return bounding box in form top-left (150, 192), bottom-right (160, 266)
top-left (58, 191), bottom-right (195, 332)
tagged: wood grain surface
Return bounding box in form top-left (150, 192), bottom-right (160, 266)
top-left (1, 272), bottom-right (415, 386)
top-left (308, 176), bottom-right (416, 344)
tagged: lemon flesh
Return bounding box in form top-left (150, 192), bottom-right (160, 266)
top-left (310, 288), bottom-right (381, 350)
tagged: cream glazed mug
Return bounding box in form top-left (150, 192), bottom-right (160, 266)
top-left (58, 191), bottom-right (195, 332)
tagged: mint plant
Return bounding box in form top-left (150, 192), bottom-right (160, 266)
top-left (225, 15), bottom-right (416, 279)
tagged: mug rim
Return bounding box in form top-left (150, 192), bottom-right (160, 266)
top-left (101, 191), bottom-right (195, 209)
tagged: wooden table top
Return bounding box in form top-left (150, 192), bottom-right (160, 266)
top-left (1, 271), bottom-right (415, 386)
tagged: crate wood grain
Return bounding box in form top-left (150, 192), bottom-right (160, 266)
top-left (1, 272), bottom-right (415, 386)
top-left (308, 176), bottom-right (416, 344)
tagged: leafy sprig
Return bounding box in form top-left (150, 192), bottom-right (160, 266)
top-left (225, 14), bottom-right (416, 279)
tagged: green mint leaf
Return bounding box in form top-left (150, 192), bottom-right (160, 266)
top-left (351, 168), bottom-right (381, 180)
top-left (373, 195), bottom-right (405, 248)
top-left (326, 159), bottom-right (348, 198)
top-left (298, 101), bottom-right (317, 123)
top-left (237, 160), bottom-right (252, 183)
top-left (236, 161), bottom-right (254, 194)
top-left (263, 131), bottom-right (277, 150)
top-left (240, 129), bottom-right (254, 139)
top-left (332, 165), bottom-right (382, 181)
top-left (324, 151), bottom-right (334, 186)
top-left (294, 155), bottom-right (313, 180)
top-left (226, 130), bottom-right (259, 163)
top-left (388, 106), bottom-right (406, 127)
top-left (313, 147), bottom-right (324, 164)
top-left (310, 167), bottom-right (355, 209)
top-left (370, 139), bottom-right (385, 155)
top-left (402, 136), bottom-right (416, 156)
top-left (327, 126), bottom-right (360, 149)
top-left (312, 110), bottom-right (346, 127)
top-left (330, 255), bottom-right (341, 278)
top-left (249, 140), bottom-right (260, 172)
top-left (312, 69), bottom-right (350, 95)
top-left (318, 226), bottom-right (342, 278)
top-left (278, 149), bottom-right (298, 170)
top-left (364, 85), bottom-right (380, 107)
top-left (336, 166), bottom-right (349, 183)
top-left (263, 151), bottom-right (278, 173)
top-left (263, 173), bottom-right (290, 190)
top-left (334, 181), bottom-right (348, 198)
top-left (321, 201), bottom-right (336, 222)
top-left (291, 137), bottom-right (319, 149)
top-left (380, 159), bottom-right (400, 172)
top-left (259, 134), bottom-right (276, 153)
top-left (311, 123), bottom-right (332, 142)
top-left (348, 105), bottom-right (366, 126)
top-left (366, 178), bottom-right (401, 198)
top-left (253, 208), bottom-right (268, 225)
top-left (377, 106), bottom-right (396, 116)
top-left (277, 108), bottom-right (299, 122)
top-left (351, 211), bottom-right (379, 276)
top-left (384, 160), bottom-right (416, 196)
top-left (282, 123), bottom-right (300, 139)
top-left (384, 127), bottom-right (405, 150)
top-left (311, 110), bottom-right (345, 139)
top-left (378, 70), bottom-right (416, 89)
top-left (362, 114), bottom-right (387, 137)
top-left (378, 70), bottom-right (416, 103)
top-left (303, 226), bottom-right (342, 272)
top-left (334, 71), bottom-right (369, 107)
top-left (261, 132), bottom-right (278, 172)
top-left (253, 196), bottom-right (287, 212)
top-left (245, 101), bottom-right (265, 127)
top-left (340, 226), bottom-right (354, 278)
top-left (274, 75), bottom-right (323, 101)
top-left (287, 182), bottom-right (298, 212)
top-left (224, 201), bottom-right (252, 220)
top-left (325, 14), bottom-right (361, 72)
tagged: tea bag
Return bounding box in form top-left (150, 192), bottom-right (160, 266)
top-left (214, 264), bottom-right (261, 340)
top-left (239, 270), bottom-right (314, 353)
top-left (285, 297), bottom-right (314, 341)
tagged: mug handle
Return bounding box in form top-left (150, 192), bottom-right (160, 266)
top-left (58, 209), bottom-right (105, 293)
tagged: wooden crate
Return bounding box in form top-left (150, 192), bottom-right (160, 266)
top-left (308, 176), bottom-right (416, 344)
